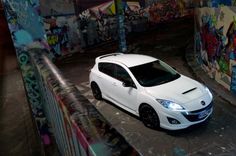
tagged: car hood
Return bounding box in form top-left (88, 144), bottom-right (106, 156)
top-left (145, 75), bottom-right (206, 105)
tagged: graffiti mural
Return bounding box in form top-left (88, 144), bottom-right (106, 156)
top-left (3, 0), bottom-right (46, 43)
top-left (40, 0), bottom-right (81, 56)
top-left (148, 0), bottom-right (184, 23)
top-left (44, 16), bottom-right (80, 56)
top-left (41, 0), bottom-right (194, 53)
top-left (73, 0), bottom-right (193, 48)
top-left (2, 0), bottom-right (50, 143)
top-left (195, 6), bottom-right (236, 93)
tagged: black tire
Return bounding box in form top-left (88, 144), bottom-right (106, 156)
top-left (91, 82), bottom-right (102, 100)
top-left (139, 104), bottom-right (160, 129)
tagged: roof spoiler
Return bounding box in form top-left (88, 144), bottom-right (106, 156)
top-left (95, 53), bottom-right (123, 63)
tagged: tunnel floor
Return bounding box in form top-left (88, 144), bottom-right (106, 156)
top-left (58, 17), bottom-right (236, 156)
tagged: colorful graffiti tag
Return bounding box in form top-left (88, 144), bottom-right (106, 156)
top-left (44, 16), bottom-right (80, 56)
top-left (231, 66), bottom-right (236, 93)
top-left (148, 0), bottom-right (182, 23)
top-left (195, 7), bottom-right (236, 92)
top-left (3, 0), bottom-right (46, 43)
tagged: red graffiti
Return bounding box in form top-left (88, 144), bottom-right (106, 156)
top-left (201, 26), bottom-right (219, 59)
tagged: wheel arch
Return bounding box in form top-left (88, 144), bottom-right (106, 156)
top-left (139, 103), bottom-right (160, 129)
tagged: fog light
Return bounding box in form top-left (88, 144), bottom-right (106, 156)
top-left (167, 117), bottom-right (180, 124)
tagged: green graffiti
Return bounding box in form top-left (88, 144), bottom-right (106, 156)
top-left (233, 0), bottom-right (236, 6)
top-left (233, 16), bottom-right (236, 29)
top-left (212, 15), bottom-right (217, 26)
top-left (19, 52), bottom-right (29, 65)
top-left (218, 57), bottom-right (229, 73)
top-left (25, 77), bottom-right (40, 98)
top-left (18, 51), bottom-right (42, 113)
top-left (219, 4), bottom-right (225, 7)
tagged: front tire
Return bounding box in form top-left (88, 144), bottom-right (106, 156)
top-left (91, 82), bottom-right (102, 100)
top-left (139, 104), bottom-right (160, 129)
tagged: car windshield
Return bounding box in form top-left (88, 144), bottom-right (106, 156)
top-left (129, 60), bottom-right (180, 87)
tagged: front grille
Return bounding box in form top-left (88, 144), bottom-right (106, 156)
top-left (182, 102), bottom-right (213, 122)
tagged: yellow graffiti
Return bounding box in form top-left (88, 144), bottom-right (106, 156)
top-left (233, 16), bottom-right (236, 29)
top-left (212, 15), bottom-right (217, 26)
top-left (9, 18), bottom-right (17, 25)
top-left (47, 35), bottom-right (59, 45)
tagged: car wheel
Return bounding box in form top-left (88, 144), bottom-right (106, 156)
top-left (91, 82), bottom-right (102, 100)
top-left (140, 104), bottom-right (160, 129)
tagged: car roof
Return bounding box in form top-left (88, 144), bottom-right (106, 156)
top-left (96, 53), bottom-right (157, 67)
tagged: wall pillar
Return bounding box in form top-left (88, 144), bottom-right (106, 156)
top-left (115, 0), bottom-right (127, 53)
top-left (2, 0), bottom-right (50, 144)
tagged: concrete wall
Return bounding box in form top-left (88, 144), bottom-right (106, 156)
top-left (195, 6), bottom-right (236, 94)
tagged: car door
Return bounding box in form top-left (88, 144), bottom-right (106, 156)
top-left (112, 64), bottom-right (138, 111)
top-left (97, 62), bottom-right (117, 100)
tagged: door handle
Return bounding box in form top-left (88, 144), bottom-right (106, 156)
top-left (112, 82), bottom-right (117, 86)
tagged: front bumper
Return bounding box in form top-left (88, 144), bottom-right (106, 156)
top-left (158, 102), bottom-right (213, 130)
top-left (181, 102), bottom-right (213, 122)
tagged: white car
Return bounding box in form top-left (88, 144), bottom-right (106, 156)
top-left (89, 53), bottom-right (213, 130)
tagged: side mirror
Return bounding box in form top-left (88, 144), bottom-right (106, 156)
top-left (122, 81), bottom-right (133, 87)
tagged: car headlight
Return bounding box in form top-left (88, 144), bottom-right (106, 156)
top-left (205, 87), bottom-right (213, 99)
top-left (201, 84), bottom-right (213, 99)
top-left (157, 99), bottom-right (185, 111)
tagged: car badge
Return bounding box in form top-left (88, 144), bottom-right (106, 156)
top-left (201, 101), bottom-right (206, 106)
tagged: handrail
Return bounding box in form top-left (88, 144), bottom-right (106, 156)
top-left (29, 48), bottom-right (140, 156)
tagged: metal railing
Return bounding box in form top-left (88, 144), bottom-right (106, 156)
top-left (28, 48), bottom-right (140, 156)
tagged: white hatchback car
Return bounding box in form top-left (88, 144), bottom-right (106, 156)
top-left (89, 53), bottom-right (213, 130)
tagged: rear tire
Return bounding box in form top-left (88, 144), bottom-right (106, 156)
top-left (139, 104), bottom-right (160, 129)
top-left (91, 82), bottom-right (102, 100)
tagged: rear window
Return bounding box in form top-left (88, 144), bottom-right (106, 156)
top-left (98, 63), bottom-right (115, 78)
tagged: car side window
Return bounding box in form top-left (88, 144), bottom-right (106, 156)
top-left (115, 65), bottom-right (133, 83)
top-left (98, 63), bottom-right (115, 78)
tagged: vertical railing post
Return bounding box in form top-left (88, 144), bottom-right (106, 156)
top-left (115, 0), bottom-right (127, 53)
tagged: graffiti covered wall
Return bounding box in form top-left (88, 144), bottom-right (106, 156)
top-left (39, 0), bottom-right (194, 54)
top-left (2, 0), bottom-right (48, 112)
top-left (40, 0), bottom-right (81, 56)
top-left (195, 6), bottom-right (236, 93)
top-left (2, 0), bottom-right (50, 141)
top-left (44, 15), bottom-right (81, 56)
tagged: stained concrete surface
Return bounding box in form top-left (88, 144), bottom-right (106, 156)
top-left (0, 12), bottom-right (43, 156)
top-left (58, 18), bottom-right (236, 156)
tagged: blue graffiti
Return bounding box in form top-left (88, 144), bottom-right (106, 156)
top-left (4, 0), bottom-right (45, 41)
top-left (47, 25), bottom-right (69, 55)
top-left (211, 0), bottom-right (232, 7)
top-left (231, 66), bottom-right (236, 94)
top-left (14, 30), bottom-right (33, 46)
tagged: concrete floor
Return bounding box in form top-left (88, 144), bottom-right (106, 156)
top-left (0, 12), bottom-right (43, 156)
top-left (58, 18), bottom-right (236, 156)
